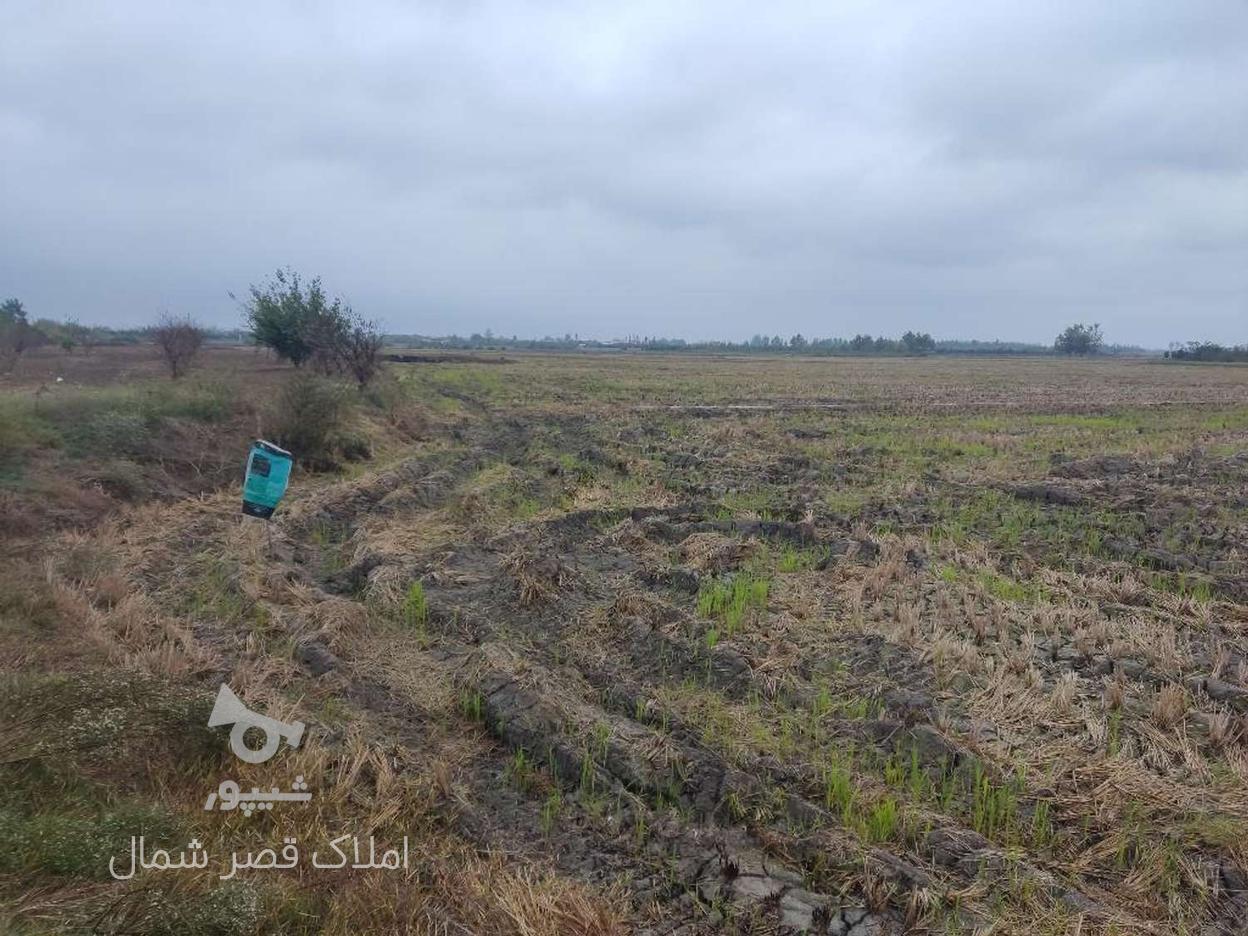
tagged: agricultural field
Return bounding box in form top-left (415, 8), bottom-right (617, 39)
top-left (4, 348), bottom-right (1248, 934)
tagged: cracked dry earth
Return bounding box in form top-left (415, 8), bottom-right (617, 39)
top-left (19, 355), bottom-right (1248, 934)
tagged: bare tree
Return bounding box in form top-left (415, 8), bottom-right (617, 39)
top-left (338, 312), bottom-right (384, 389)
top-left (304, 306), bottom-right (349, 376)
top-left (151, 313), bottom-right (205, 378)
top-left (65, 318), bottom-right (94, 355)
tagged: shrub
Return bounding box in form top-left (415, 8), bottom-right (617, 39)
top-left (361, 370), bottom-right (404, 410)
top-left (266, 372), bottom-right (348, 469)
top-left (150, 313), bottom-right (205, 378)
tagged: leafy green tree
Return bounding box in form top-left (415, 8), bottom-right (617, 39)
top-left (246, 269), bottom-right (345, 367)
top-left (1, 298), bottom-right (26, 324)
top-left (1054, 323), bottom-right (1104, 355)
top-left (0, 298), bottom-right (39, 371)
top-left (244, 269), bottom-right (385, 387)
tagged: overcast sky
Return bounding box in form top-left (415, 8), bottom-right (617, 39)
top-left (2, 1), bottom-right (1245, 345)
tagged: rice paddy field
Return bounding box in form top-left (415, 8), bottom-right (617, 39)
top-left (4, 348), bottom-right (1248, 935)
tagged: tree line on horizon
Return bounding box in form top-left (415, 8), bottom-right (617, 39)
top-left (9, 278), bottom-right (1242, 370)
top-left (1163, 341), bottom-right (1248, 363)
top-left (390, 323), bottom-right (1150, 357)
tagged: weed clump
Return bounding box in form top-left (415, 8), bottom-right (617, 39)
top-left (401, 581), bottom-right (428, 629)
top-left (78, 881), bottom-right (267, 935)
top-left (506, 749), bottom-right (538, 792)
top-left (2, 672), bottom-right (221, 786)
top-left (0, 799), bottom-right (179, 878)
top-left (823, 763), bottom-right (856, 820)
top-left (969, 763), bottom-right (1021, 842)
top-left (1152, 683), bottom-right (1188, 728)
top-left (777, 545), bottom-right (827, 572)
top-left (864, 796), bottom-right (902, 843)
top-left (696, 573), bottom-right (770, 637)
top-left (541, 788), bottom-right (563, 835)
top-left (458, 689), bottom-right (485, 722)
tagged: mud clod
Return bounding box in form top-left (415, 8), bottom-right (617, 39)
top-left (294, 638), bottom-right (339, 675)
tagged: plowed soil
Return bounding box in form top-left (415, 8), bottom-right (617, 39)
top-left (5, 352), bottom-right (1248, 935)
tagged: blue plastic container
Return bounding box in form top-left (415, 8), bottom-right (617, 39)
top-left (242, 440), bottom-right (292, 519)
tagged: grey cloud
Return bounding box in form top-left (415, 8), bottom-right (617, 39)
top-left (1, 0), bottom-right (1245, 344)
